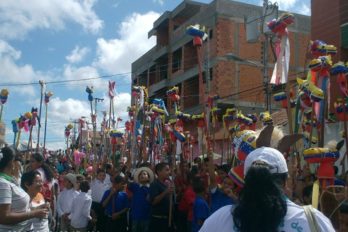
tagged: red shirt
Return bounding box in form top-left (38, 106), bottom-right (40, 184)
top-left (178, 186), bottom-right (196, 221)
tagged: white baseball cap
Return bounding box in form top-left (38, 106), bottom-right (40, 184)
top-left (244, 147), bottom-right (288, 175)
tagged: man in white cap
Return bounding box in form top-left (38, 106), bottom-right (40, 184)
top-left (200, 147), bottom-right (335, 232)
top-left (57, 173), bottom-right (79, 232)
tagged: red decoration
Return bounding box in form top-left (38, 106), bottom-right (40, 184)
top-left (193, 36), bottom-right (202, 46)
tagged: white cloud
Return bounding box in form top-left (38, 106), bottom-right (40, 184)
top-left (94, 11), bottom-right (159, 76)
top-left (0, 0), bottom-right (103, 40)
top-left (0, 40), bottom-right (50, 96)
top-left (297, 3), bottom-right (311, 15)
top-left (153, 0), bottom-right (164, 5)
top-left (62, 64), bottom-right (104, 89)
top-left (271, 0), bottom-right (297, 9)
top-left (44, 97), bottom-right (91, 149)
top-left (260, 0), bottom-right (311, 15)
top-left (50, 97), bottom-right (91, 122)
top-left (44, 93), bottom-right (131, 149)
top-left (0, 40), bottom-right (21, 60)
top-left (66, 46), bottom-right (90, 63)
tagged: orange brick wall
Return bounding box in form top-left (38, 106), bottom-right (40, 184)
top-left (211, 17), bottom-right (310, 106)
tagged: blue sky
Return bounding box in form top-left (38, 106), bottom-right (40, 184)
top-left (0, 0), bottom-right (310, 149)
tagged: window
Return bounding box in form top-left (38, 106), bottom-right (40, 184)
top-left (172, 48), bottom-right (182, 73)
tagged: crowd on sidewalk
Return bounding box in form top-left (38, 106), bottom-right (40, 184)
top-left (0, 143), bottom-right (347, 232)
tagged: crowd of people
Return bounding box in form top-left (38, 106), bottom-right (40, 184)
top-left (0, 142), bottom-right (347, 232)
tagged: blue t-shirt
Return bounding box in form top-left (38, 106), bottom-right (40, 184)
top-left (101, 190), bottom-right (129, 217)
top-left (128, 182), bottom-right (151, 220)
top-left (211, 188), bottom-right (234, 214)
top-left (192, 196), bottom-right (210, 232)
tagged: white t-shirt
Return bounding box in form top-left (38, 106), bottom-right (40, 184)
top-left (56, 188), bottom-right (79, 217)
top-left (199, 200), bottom-right (335, 232)
top-left (69, 192), bottom-right (92, 228)
top-left (30, 193), bottom-right (49, 232)
top-left (0, 177), bottom-right (32, 232)
top-left (90, 179), bottom-right (109, 203)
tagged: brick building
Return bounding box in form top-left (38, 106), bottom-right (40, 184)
top-left (311, 0), bottom-right (348, 112)
top-left (131, 0), bottom-right (310, 157)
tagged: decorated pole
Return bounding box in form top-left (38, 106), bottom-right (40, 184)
top-left (43, 91), bottom-right (53, 151)
top-left (12, 119), bottom-right (18, 147)
top-left (309, 40), bottom-right (337, 146)
top-left (36, 80), bottom-right (45, 151)
top-left (332, 61), bottom-right (348, 172)
top-left (0, 89), bottom-right (9, 122)
top-left (86, 86), bottom-right (95, 156)
top-left (267, 13), bottom-right (295, 134)
top-left (27, 107), bottom-right (38, 153)
top-left (131, 86), bottom-right (147, 167)
top-left (93, 97), bottom-right (104, 159)
top-left (108, 81), bottom-right (115, 129)
top-left (65, 124), bottom-right (73, 152)
top-left (0, 89), bottom-right (9, 147)
top-left (208, 96), bottom-right (220, 154)
top-left (107, 81), bottom-right (116, 157)
top-left (186, 25), bottom-right (210, 155)
top-left (16, 113), bottom-right (30, 150)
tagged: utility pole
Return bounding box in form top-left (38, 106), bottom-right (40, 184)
top-left (262, 38), bottom-right (270, 112)
top-left (261, 0), bottom-right (278, 113)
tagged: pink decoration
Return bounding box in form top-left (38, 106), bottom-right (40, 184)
top-left (86, 166), bottom-right (93, 173)
top-left (73, 150), bottom-right (86, 166)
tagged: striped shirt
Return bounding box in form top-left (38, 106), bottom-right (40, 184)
top-left (0, 177), bottom-right (32, 232)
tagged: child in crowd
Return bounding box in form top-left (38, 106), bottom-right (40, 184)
top-left (177, 172), bottom-right (196, 232)
top-left (128, 167), bottom-right (154, 232)
top-left (56, 173), bottom-right (79, 232)
top-left (75, 174), bottom-right (85, 192)
top-left (69, 180), bottom-right (92, 232)
top-left (90, 168), bottom-right (109, 232)
top-left (101, 175), bottom-right (129, 232)
top-left (208, 157), bottom-right (236, 214)
top-left (192, 177), bottom-right (210, 232)
top-left (148, 162), bottom-right (174, 232)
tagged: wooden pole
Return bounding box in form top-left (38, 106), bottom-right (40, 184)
top-left (93, 99), bottom-right (97, 159)
top-left (43, 104), bottom-right (48, 151)
top-left (309, 103), bottom-right (316, 149)
top-left (16, 129), bottom-right (21, 149)
top-left (108, 100), bottom-right (112, 129)
top-left (343, 98), bottom-right (348, 174)
top-left (27, 125), bottom-right (33, 153)
top-left (36, 81), bottom-right (45, 151)
top-left (0, 105), bottom-right (3, 122)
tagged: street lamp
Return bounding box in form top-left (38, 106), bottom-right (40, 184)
top-left (223, 53), bottom-right (263, 67)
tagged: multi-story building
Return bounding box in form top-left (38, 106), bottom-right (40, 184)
top-left (311, 0), bottom-right (348, 112)
top-left (131, 0), bottom-right (310, 156)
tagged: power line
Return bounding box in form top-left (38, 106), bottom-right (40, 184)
top-left (0, 73), bottom-right (132, 87)
top-left (0, 54), bottom-right (307, 88)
